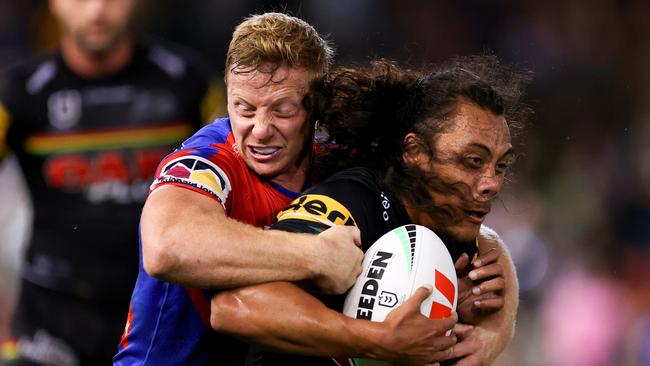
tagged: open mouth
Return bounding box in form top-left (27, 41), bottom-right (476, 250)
top-left (465, 209), bottom-right (489, 223)
top-left (250, 146), bottom-right (280, 156)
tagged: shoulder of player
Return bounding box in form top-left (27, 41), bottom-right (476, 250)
top-left (305, 167), bottom-right (387, 211)
top-left (0, 53), bottom-right (58, 96)
top-left (312, 167), bottom-right (380, 193)
top-left (303, 168), bottom-right (379, 204)
top-left (181, 117), bottom-right (232, 148)
top-left (152, 140), bottom-right (238, 206)
top-left (138, 37), bottom-right (215, 81)
top-left (0, 54), bottom-right (60, 128)
top-left (164, 118), bottom-right (240, 175)
top-left (292, 167), bottom-right (384, 227)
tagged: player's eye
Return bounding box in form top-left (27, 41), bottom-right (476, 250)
top-left (496, 155), bottom-right (515, 174)
top-left (274, 104), bottom-right (299, 118)
top-left (235, 102), bottom-right (255, 117)
top-left (464, 156), bottom-right (483, 169)
top-left (495, 162), bottom-right (509, 175)
top-left (274, 110), bottom-right (295, 118)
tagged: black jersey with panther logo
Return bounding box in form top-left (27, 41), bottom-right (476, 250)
top-left (0, 39), bottom-right (217, 300)
top-left (249, 167), bottom-right (479, 366)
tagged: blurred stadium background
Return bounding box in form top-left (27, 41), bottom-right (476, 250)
top-left (1, 1), bottom-right (649, 365)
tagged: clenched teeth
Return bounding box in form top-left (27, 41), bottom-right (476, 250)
top-left (251, 146), bottom-right (279, 155)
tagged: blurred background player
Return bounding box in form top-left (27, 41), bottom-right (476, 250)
top-left (0, 0), bottom-right (219, 364)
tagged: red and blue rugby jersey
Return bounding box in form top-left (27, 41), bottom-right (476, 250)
top-left (113, 117), bottom-right (300, 366)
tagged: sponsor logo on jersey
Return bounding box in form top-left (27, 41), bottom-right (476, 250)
top-left (16, 330), bottom-right (79, 366)
top-left (276, 194), bottom-right (356, 227)
top-left (154, 155), bottom-right (231, 205)
top-left (47, 89), bottom-right (82, 130)
top-left (41, 148), bottom-right (169, 203)
top-left (380, 191), bottom-right (391, 222)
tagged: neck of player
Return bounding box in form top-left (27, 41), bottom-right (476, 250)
top-left (272, 156), bottom-right (311, 193)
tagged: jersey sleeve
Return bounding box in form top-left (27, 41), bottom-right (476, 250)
top-left (149, 123), bottom-right (236, 209)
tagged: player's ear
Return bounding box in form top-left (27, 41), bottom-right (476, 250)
top-left (402, 133), bottom-right (427, 167)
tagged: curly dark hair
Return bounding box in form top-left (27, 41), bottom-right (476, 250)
top-left (313, 55), bottom-right (532, 214)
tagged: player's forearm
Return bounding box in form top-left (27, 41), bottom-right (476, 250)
top-left (473, 233), bottom-right (519, 362)
top-left (141, 186), bottom-right (319, 289)
top-left (150, 222), bottom-right (318, 289)
top-left (488, 245), bottom-right (518, 358)
top-left (210, 282), bottom-right (383, 358)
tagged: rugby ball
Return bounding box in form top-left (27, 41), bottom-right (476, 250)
top-left (339, 224), bottom-right (457, 366)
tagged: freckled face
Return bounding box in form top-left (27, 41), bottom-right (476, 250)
top-left (412, 101), bottom-right (514, 242)
top-left (227, 66), bottom-right (312, 188)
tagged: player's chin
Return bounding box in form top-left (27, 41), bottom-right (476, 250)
top-left (447, 222), bottom-right (481, 243)
top-left (79, 30), bottom-right (122, 53)
top-left (247, 159), bottom-right (285, 180)
top-left (78, 37), bottom-right (115, 55)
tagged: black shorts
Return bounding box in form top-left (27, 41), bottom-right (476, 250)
top-left (4, 279), bottom-right (130, 366)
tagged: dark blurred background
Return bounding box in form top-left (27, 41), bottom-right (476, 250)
top-left (1, 1), bottom-right (649, 365)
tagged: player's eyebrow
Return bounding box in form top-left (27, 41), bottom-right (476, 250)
top-left (232, 95), bottom-right (255, 108)
top-left (466, 143), bottom-right (515, 160)
top-left (269, 95), bottom-right (301, 108)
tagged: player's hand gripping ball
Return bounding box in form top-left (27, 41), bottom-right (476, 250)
top-left (341, 224), bottom-right (458, 366)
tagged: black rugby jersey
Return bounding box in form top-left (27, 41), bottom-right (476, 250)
top-left (0, 40), bottom-right (216, 300)
top-left (274, 167), bottom-right (410, 251)
top-left (251, 167), bottom-right (478, 365)
top-left (274, 167), bottom-right (478, 260)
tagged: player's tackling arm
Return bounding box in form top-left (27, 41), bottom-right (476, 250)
top-left (449, 226), bottom-right (519, 365)
top-left (476, 227), bottom-right (518, 360)
top-left (211, 281), bottom-right (457, 365)
top-left (141, 185), bottom-right (363, 293)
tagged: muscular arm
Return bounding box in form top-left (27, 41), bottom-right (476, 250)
top-left (477, 227), bottom-right (518, 361)
top-left (141, 185), bottom-right (362, 293)
top-left (211, 281), bottom-right (456, 365)
top-left (449, 226), bottom-right (519, 365)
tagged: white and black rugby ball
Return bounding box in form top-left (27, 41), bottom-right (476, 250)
top-left (338, 224), bottom-right (457, 366)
